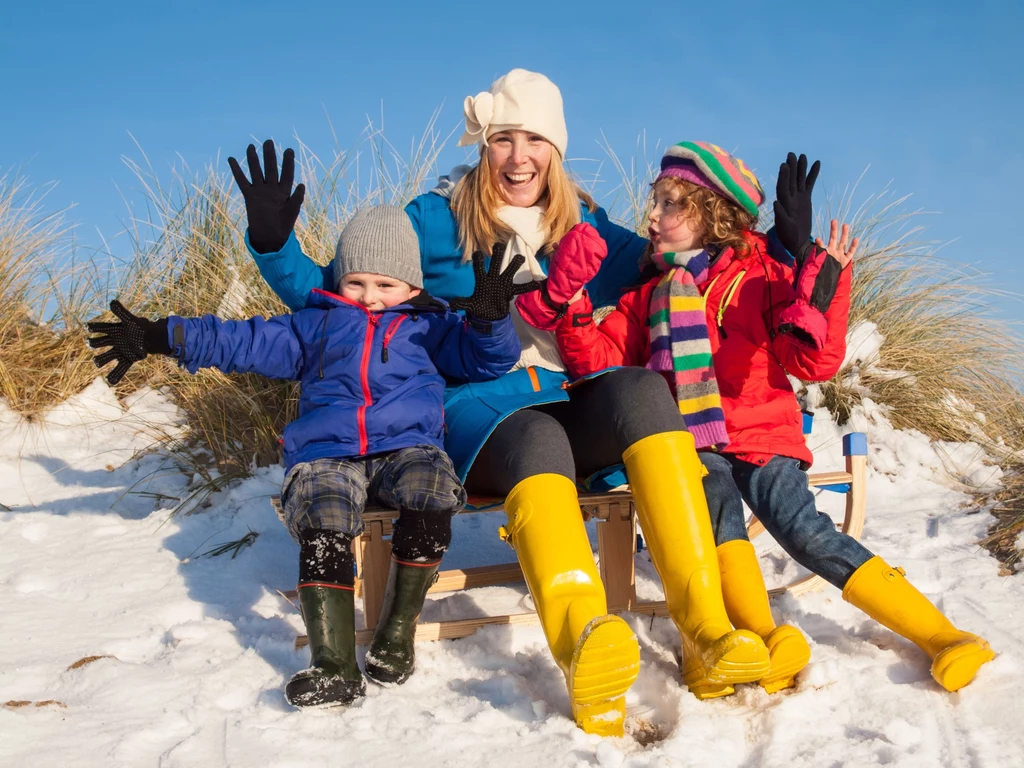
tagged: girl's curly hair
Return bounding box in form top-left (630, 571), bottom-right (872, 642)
top-left (651, 176), bottom-right (757, 257)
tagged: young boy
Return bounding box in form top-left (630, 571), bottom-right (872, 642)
top-left (87, 205), bottom-right (529, 707)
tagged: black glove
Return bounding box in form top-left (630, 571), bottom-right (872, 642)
top-left (228, 139), bottom-right (306, 254)
top-left (87, 300), bottom-right (171, 385)
top-left (449, 243), bottom-right (541, 322)
top-left (773, 152), bottom-right (821, 266)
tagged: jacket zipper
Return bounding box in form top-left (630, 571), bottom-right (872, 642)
top-left (381, 315), bottom-right (408, 363)
top-left (356, 313), bottom-right (380, 455)
top-left (706, 271), bottom-right (746, 339)
top-left (317, 309), bottom-right (331, 379)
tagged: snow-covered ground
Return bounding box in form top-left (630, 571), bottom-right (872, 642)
top-left (1, 378), bottom-right (1021, 767)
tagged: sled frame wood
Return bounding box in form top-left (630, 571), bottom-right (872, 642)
top-left (282, 444), bottom-right (867, 649)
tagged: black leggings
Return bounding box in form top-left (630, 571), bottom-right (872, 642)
top-left (465, 367), bottom-right (684, 496)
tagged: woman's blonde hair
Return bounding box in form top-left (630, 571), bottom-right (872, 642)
top-left (451, 146), bottom-right (596, 258)
top-left (650, 176), bottom-right (757, 259)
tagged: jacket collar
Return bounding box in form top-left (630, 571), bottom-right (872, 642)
top-left (307, 288), bottom-right (449, 314)
top-left (705, 230), bottom-right (769, 283)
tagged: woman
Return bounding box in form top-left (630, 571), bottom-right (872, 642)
top-left (230, 70), bottom-right (809, 735)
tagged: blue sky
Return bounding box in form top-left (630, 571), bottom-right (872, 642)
top-left (3, 0), bottom-right (1022, 320)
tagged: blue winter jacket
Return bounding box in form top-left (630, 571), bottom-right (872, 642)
top-left (166, 288), bottom-right (520, 472)
top-left (248, 192), bottom-right (648, 482)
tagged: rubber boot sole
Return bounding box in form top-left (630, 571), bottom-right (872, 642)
top-left (364, 647), bottom-right (413, 686)
top-left (682, 629), bottom-right (770, 700)
top-left (760, 625), bottom-right (812, 694)
top-left (568, 615), bottom-right (641, 737)
top-left (931, 637), bottom-right (995, 692)
top-left (286, 668), bottom-right (366, 708)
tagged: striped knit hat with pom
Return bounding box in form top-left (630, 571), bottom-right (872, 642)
top-left (656, 141), bottom-right (764, 217)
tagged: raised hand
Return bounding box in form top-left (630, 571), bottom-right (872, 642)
top-left (777, 219), bottom-right (858, 350)
top-left (516, 223), bottom-right (607, 330)
top-left (450, 243), bottom-right (540, 322)
top-left (87, 300), bottom-right (171, 385)
top-left (228, 139), bottom-right (306, 254)
top-left (773, 152), bottom-right (821, 265)
top-left (815, 219), bottom-right (860, 269)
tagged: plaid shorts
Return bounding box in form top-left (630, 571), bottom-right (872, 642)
top-left (280, 445), bottom-right (467, 541)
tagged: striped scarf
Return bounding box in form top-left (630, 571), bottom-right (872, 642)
top-left (646, 249), bottom-right (729, 450)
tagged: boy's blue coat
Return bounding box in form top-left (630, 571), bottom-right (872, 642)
top-left (247, 192), bottom-right (648, 481)
top-left (166, 288), bottom-right (519, 473)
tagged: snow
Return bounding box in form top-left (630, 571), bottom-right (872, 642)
top-left (1, 380), bottom-right (1022, 767)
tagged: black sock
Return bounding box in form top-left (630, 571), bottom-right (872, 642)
top-left (298, 529), bottom-right (355, 587)
top-left (390, 509), bottom-right (453, 562)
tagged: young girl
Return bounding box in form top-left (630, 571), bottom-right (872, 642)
top-left (532, 141), bottom-right (994, 694)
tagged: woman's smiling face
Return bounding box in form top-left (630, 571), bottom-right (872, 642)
top-left (486, 129), bottom-right (553, 207)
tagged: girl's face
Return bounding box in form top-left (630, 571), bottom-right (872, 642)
top-left (486, 130), bottom-right (553, 208)
top-left (648, 185), bottom-right (703, 253)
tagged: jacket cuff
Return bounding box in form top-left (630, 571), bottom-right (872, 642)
top-left (556, 293), bottom-right (595, 331)
top-left (166, 317), bottom-right (195, 369)
top-left (778, 300), bottom-right (828, 351)
top-left (245, 228), bottom-right (294, 259)
top-left (808, 252), bottom-right (844, 312)
top-left (765, 226), bottom-right (795, 267)
top-left (465, 314), bottom-right (495, 334)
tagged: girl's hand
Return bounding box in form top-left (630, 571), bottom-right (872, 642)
top-left (776, 223), bottom-right (855, 350)
top-left (815, 220), bottom-right (860, 269)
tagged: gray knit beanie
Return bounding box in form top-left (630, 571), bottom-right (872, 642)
top-left (333, 205), bottom-right (423, 290)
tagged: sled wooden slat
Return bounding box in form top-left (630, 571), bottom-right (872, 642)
top-left (295, 612), bottom-right (544, 649)
top-left (598, 500), bottom-right (637, 613)
top-left (279, 434), bottom-right (868, 649)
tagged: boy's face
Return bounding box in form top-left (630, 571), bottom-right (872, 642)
top-left (339, 272), bottom-right (420, 311)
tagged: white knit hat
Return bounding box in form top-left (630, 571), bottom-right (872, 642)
top-left (457, 69), bottom-right (568, 158)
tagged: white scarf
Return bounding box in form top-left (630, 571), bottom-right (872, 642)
top-left (495, 206), bottom-right (566, 373)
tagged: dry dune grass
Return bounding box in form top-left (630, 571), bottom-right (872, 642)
top-left (1, 128), bottom-right (1021, 560)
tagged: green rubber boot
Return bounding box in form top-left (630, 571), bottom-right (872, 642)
top-left (286, 584), bottom-right (366, 707)
top-left (364, 558), bottom-right (440, 685)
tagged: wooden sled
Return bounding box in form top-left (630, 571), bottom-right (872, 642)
top-left (280, 432), bottom-right (868, 648)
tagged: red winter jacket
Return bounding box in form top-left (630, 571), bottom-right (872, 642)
top-left (555, 231), bottom-right (851, 467)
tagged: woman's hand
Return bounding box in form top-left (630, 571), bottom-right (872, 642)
top-left (516, 223), bottom-right (607, 330)
top-left (815, 219), bottom-right (860, 269)
top-left (228, 140), bottom-right (306, 254)
top-left (450, 243), bottom-right (540, 322)
top-left (773, 152), bottom-right (820, 264)
top-left (87, 300), bottom-right (171, 385)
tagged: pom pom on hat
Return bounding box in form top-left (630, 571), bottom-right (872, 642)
top-left (657, 142), bottom-right (764, 217)
top-left (458, 69), bottom-right (568, 157)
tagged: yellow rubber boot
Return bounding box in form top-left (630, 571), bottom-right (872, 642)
top-left (501, 474), bottom-right (641, 736)
top-left (623, 432), bottom-right (769, 699)
top-left (842, 556), bottom-right (994, 692)
top-left (717, 540), bottom-right (811, 693)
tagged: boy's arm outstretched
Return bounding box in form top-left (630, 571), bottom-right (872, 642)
top-left (87, 300), bottom-right (304, 385)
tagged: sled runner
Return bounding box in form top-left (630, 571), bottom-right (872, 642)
top-left (278, 432), bottom-right (867, 647)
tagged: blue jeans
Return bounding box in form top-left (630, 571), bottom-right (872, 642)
top-left (699, 452), bottom-right (873, 589)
